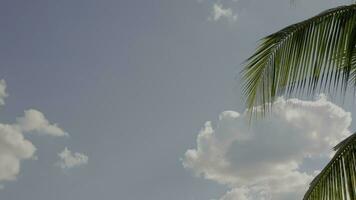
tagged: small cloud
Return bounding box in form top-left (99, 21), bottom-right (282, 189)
top-left (0, 79), bottom-right (8, 106)
top-left (210, 3), bottom-right (238, 22)
top-left (57, 147), bottom-right (88, 169)
top-left (16, 109), bottom-right (68, 137)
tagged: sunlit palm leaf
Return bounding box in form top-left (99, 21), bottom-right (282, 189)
top-left (303, 133), bottom-right (356, 200)
top-left (242, 4), bottom-right (356, 115)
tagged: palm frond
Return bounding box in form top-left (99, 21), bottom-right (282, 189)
top-left (242, 4), bottom-right (356, 115)
top-left (303, 133), bottom-right (356, 200)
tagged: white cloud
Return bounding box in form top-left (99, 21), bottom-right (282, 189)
top-left (210, 3), bottom-right (238, 22)
top-left (16, 109), bottom-right (68, 137)
top-left (0, 109), bottom-right (68, 182)
top-left (0, 80), bottom-right (70, 184)
top-left (183, 95), bottom-right (351, 200)
top-left (57, 147), bottom-right (88, 169)
top-left (220, 187), bottom-right (250, 200)
top-left (0, 80), bottom-right (8, 106)
top-left (0, 124), bottom-right (36, 181)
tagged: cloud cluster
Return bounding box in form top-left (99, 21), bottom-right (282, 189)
top-left (0, 80), bottom-right (87, 185)
top-left (57, 147), bottom-right (88, 169)
top-left (183, 95), bottom-right (351, 200)
top-left (0, 111), bottom-right (67, 181)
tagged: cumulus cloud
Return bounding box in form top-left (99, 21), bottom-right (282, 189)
top-left (0, 80), bottom-right (70, 184)
top-left (210, 3), bottom-right (237, 22)
top-left (183, 95), bottom-right (351, 200)
top-left (0, 124), bottom-right (36, 181)
top-left (16, 109), bottom-right (68, 137)
top-left (57, 147), bottom-right (88, 169)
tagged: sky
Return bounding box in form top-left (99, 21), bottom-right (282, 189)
top-left (0, 0), bottom-right (356, 199)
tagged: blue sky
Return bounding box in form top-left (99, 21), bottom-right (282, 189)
top-left (0, 0), bottom-right (355, 199)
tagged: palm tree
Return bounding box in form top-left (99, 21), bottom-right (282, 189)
top-left (242, 3), bottom-right (356, 200)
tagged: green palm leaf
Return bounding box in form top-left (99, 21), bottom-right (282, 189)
top-left (242, 4), bottom-right (356, 115)
top-left (303, 133), bottom-right (356, 200)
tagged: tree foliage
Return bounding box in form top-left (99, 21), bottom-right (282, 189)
top-left (303, 134), bottom-right (356, 200)
top-left (242, 3), bottom-right (356, 199)
top-left (242, 4), bottom-right (356, 115)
